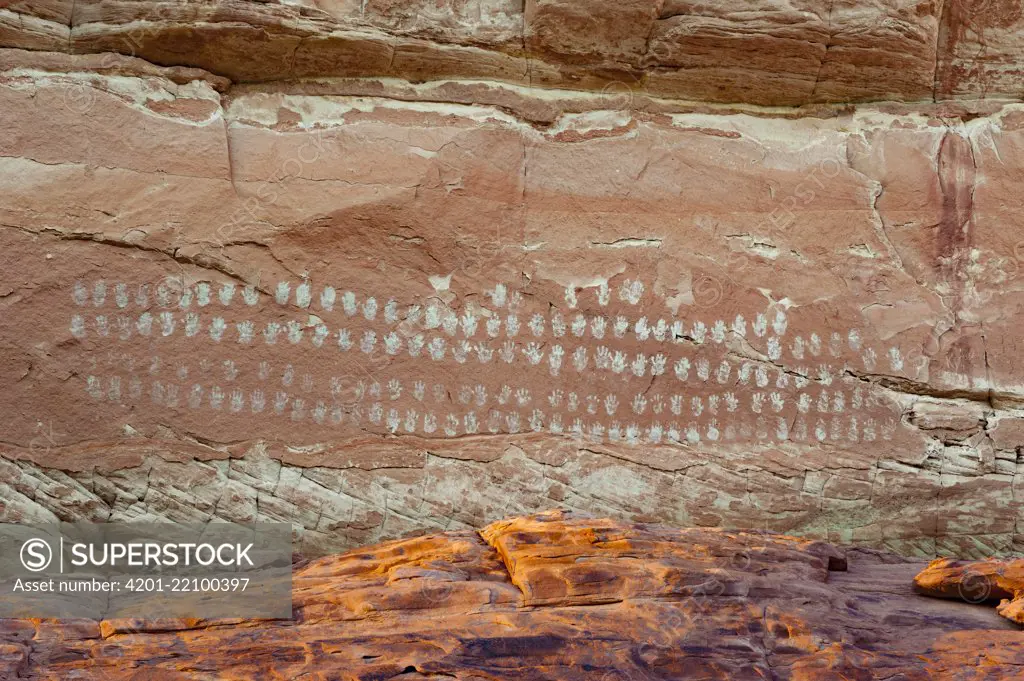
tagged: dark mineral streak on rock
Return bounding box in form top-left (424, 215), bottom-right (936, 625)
top-left (936, 130), bottom-right (976, 297)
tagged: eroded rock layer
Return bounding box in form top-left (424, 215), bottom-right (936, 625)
top-left (1, 512), bottom-right (1022, 679)
top-left (4, 0), bottom-right (1024, 105)
top-left (2, 2), bottom-right (1024, 558)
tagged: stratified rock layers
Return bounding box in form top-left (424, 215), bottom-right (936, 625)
top-left (4, 0), bottom-right (1024, 105)
top-left (2, 512), bottom-right (1022, 679)
top-left (1, 2), bottom-right (1024, 559)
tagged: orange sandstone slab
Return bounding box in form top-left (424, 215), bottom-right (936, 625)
top-left (2, 512), bottom-right (1022, 679)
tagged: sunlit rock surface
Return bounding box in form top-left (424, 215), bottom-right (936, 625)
top-left (1, 511), bottom-right (1021, 679)
top-left (916, 556), bottom-right (1024, 625)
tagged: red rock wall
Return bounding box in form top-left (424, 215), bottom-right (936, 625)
top-left (5, 1), bottom-right (1023, 104)
top-left (1, 1), bottom-right (1023, 558)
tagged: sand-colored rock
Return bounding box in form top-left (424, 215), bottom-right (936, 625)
top-left (2, 511), bottom-right (1022, 679)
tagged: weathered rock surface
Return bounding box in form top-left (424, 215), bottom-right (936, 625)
top-left (3, 0), bottom-right (1024, 105)
top-left (1, 511), bottom-right (1021, 679)
top-left (916, 556), bottom-right (1024, 624)
top-left (2, 4), bottom-right (1024, 559)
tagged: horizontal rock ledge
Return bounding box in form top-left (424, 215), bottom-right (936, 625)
top-left (2, 0), bottom-right (1023, 106)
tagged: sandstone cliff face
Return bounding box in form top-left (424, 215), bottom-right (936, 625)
top-left (2, 2), bottom-right (1024, 558)
top-left (2, 512), bottom-right (1022, 679)
top-left (4, 0), bottom-right (1024, 104)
